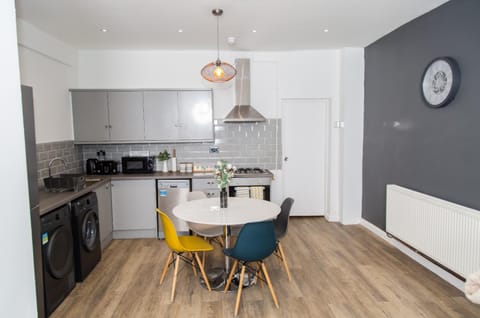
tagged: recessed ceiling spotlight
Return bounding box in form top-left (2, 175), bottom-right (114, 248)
top-left (252, 29), bottom-right (257, 33)
top-left (100, 28), bottom-right (108, 33)
top-left (178, 29), bottom-right (184, 33)
top-left (324, 29), bottom-right (329, 33)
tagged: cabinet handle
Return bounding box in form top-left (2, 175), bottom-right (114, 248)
top-left (105, 125), bottom-right (108, 129)
top-left (109, 125), bottom-right (112, 128)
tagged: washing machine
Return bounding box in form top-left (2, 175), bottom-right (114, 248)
top-left (40, 204), bottom-right (76, 317)
top-left (71, 192), bottom-right (101, 282)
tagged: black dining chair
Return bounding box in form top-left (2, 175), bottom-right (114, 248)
top-left (273, 197), bottom-right (294, 281)
top-left (223, 220), bottom-right (279, 316)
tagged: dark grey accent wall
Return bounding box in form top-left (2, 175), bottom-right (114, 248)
top-left (363, 0), bottom-right (480, 230)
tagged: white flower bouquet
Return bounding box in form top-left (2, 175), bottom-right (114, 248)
top-left (214, 160), bottom-right (236, 189)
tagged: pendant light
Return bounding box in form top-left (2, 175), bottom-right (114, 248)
top-left (201, 9), bottom-right (237, 83)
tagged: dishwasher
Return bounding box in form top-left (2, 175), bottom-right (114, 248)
top-left (156, 179), bottom-right (191, 238)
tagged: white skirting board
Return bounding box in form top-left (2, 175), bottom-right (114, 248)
top-left (360, 218), bottom-right (465, 291)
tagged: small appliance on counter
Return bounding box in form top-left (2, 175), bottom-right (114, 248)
top-left (86, 159), bottom-right (119, 175)
top-left (121, 156), bottom-right (155, 174)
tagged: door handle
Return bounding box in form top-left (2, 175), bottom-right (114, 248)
top-left (284, 156), bottom-right (288, 162)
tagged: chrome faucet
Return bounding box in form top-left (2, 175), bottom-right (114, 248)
top-left (48, 157), bottom-right (67, 177)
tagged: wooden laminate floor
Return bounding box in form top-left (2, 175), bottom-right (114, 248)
top-left (52, 217), bottom-right (480, 317)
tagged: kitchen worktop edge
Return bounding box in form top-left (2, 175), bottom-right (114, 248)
top-left (39, 171), bottom-right (273, 216)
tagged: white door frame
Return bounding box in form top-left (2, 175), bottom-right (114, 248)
top-left (280, 98), bottom-right (331, 216)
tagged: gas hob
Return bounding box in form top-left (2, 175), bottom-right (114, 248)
top-left (231, 167), bottom-right (273, 186)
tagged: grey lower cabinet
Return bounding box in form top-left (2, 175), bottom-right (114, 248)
top-left (93, 181), bottom-right (113, 250)
top-left (71, 90), bottom-right (144, 142)
top-left (144, 90), bottom-right (214, 142)
top-left (111, 179), bottom-right (157, 238)
top-left (192, 178), bottom-right (219, 198)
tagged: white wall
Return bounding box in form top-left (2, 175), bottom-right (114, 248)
top-left (0, 2), bottom-right (37, 316)
top-left (77, 49), bottom-right (344, 217)
top-left (17, 20), bottom-right (78, 143)
top-left (339, 48), bottom-right (365, 224)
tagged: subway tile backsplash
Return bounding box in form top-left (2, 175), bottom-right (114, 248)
top-left (35, 120), bottom-right (281, 181)
top-left (82, 119), bottom-right (282, 171)
top-left (36, 140), bottom-right (83, 188)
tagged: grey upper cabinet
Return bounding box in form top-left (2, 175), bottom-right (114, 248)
top-left (72, 89), bottom-right (213, 143)
top-left (108, 91), bottom-right (144, 141)
top-left (144, 90), bottom-right (213, 142)
top-left (72, 91), bottom-right (110, 141)
top-left (144, 91), bottom-right (178, 141)
top-left (177, 90), bottom-right (214, 141)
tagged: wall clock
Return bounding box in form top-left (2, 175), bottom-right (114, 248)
top-left (421, 57), bottom-right (461, 108)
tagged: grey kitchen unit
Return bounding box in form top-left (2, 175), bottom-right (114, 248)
top-left (192, 177), bottom-right (219, 198)
top-left (93, 181), bottom-right (113, 250)
top-left (71, 90), bottom-right (144, 143)
top-left (144, 90), bottom-right (213, 142)
top-left (71, 89), bottom-right (213, 143)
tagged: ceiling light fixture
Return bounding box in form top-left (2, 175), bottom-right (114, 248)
top-left (324, 29), bottom-right (329, 33)
top-left (252, 29), bottom-right (257, 33)
top-left (100, 28), bottom-right (108, 33)
top-left (201, 9), bottom-right (236, 83)
top-left (178, 29), bottom-right (183, 33)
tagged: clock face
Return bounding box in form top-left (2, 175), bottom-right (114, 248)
top-left (421, 57), bottom-right (460, 108)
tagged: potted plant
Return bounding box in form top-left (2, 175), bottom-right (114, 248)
top-left (157, 150), bottom-right (171, 173)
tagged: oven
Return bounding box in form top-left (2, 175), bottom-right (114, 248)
top-left (228, 168), bottom-right (272, 201)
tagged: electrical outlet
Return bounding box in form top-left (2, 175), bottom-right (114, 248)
top-left (209, 146), bottom-right (219, 153)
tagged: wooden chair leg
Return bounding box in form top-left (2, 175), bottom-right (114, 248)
top-left (224, 260), bottom-right (238, 293)
top-left (218, 235), bottom-right (224, 247)
top-left (277, 242), bottom-right (292, 281)
top-left (261, 262), bottom-right (279, 309)
top-left (171, 254), bottom-right (181, 302)
top-left (160, 251), bottom-right (172, 285)
top-left (255, 262), bottom-right (264, 288)
top-left (202, 251), bottom-right (206, 267)
top-left (190, 252), bottom-right (197, 277)
top-left (194, 253), bottom-right (212, 291)
top-left (234, 265), bottom-right (246, 316)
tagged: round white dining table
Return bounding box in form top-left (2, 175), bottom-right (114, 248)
top-left (173, 197), bottom-right (281, 286)
top-left (173, 197), bottom-right (281, 226)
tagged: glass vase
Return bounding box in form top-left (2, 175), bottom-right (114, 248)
top-left (220, 188), bottom-right (228, 208)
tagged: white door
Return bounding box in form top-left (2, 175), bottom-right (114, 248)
top-left (281, 99), bottom-right (329, 216)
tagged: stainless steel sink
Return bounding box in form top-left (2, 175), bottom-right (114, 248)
top-left (43, 173), bottom-right (86, 192)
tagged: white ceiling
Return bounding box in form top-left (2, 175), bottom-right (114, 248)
top-left (15, 0), bottom-right (449, 51)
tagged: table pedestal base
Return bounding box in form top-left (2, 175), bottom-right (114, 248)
top-left (199, 267), bottom-right (257, 292)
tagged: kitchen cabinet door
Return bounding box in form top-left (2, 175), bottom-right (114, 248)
top-left (108, 91), bottom-right (144, 141)
top-left (93, 181), bottom-right (113, 250)
top-left (177, 90), bottom-right (214, 141)
top-left (111, 179), bottom-right (156, 238)
top-left (192, 178), bottom-right (219, 198)
top-left (143, 91), bottom-right (178, 141)
top-left (72, 91), bottom-right (109, 141)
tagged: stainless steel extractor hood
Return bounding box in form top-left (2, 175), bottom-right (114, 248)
top-left (224, 58), bottom-right (266, 123)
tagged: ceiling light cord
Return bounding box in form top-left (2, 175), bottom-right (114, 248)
top-left (216, 13), bottom-right (220, 61)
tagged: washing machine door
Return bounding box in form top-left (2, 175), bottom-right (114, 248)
top-left (82, 210), bottom-right (99, 252)
top-left (46, 225), bottom-right (74, 279)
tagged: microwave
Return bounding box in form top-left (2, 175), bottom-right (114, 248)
top-left (121, 156), bottom-right (155, 174)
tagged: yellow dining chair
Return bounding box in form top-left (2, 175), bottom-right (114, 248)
top-left (156, 209), bottom-right (214, 302)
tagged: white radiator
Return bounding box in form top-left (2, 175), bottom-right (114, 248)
top-left (386, 184), bottom-right (480, 279)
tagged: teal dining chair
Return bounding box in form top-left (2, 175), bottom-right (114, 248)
top-left (223, 220), bottom-right (279, 316)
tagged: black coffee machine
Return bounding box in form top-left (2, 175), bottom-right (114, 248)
top-left (86, 159), bottom-right (119, 175)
